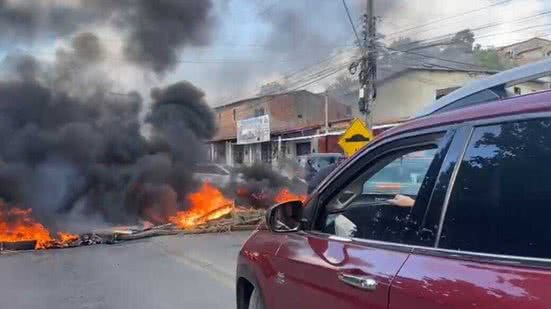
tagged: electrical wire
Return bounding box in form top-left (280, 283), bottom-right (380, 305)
top-left (385, 0), bottom-right (512, 39)
top-left (387, 9), bottom-right (551, 52)
top-left (342, 0), bottom-right (361, 46)
top-left (385, 46), bottom-right (483, 68)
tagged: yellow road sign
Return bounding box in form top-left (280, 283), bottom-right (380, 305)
top-left (338, 118), bottom-right (374, 157)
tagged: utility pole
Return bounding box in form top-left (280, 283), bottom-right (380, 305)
top-left (358, 0), bottom-right (377, 129)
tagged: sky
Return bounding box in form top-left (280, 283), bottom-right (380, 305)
top-left (0, 0), bottom-right (550, 107)
top-left (172, 0), bottom-right (550, 105)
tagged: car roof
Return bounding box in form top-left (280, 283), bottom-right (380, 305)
top-left (416, 58), bottom-right (551, 117)
top-left (377, 89), bottom-right (551, 143)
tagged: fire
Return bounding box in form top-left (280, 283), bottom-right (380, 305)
top-left (0, 201), bottom-right (78, 249)
top-left (274, 188), bottom-right (306, 203)
top-left (170, 182), bottom-right (234, 229)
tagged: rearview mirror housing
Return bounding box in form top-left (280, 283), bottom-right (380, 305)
top-left (266, 200), bottom-right (303, 233)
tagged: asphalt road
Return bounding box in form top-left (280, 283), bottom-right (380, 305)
top-left (0, 231), bottom-right (253, 309)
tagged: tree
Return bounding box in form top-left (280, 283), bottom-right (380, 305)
top-left (449, 29), bottom-right (475, 52)
top-left (473, 44), bottom-right (514, 71)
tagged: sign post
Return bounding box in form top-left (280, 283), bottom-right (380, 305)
top-left (338, 118), bottom-right (374, 157)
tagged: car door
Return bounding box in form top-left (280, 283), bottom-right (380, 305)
top-left (270, 129), bottom-right (455, 309)
top-left (391, 117), bottom-right (551, 309)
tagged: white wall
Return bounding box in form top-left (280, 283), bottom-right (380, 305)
top-left (370, 70), bottom-right (490, 124)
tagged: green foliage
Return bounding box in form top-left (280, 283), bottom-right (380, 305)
top-left (473, 45), bottom-right (514, 71)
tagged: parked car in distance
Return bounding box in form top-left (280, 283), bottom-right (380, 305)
top-left (237, 88), bottom-right (551, 309)
top-left (194, 163), bottom-right (234, 188)
top-left (297, 153), bottom-right (344, 181)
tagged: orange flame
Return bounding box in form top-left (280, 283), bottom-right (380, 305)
top-left (169, 182), bottom-right (234, 229)
top-left (0, 201), bottom-right (78, 249)
top-left (274, 188), bottom-right (306, 204)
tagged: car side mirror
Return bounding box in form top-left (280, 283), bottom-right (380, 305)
top-left (266, 200), bottom-right (303, 233)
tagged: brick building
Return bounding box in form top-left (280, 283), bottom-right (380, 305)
top-left (208, 90), bottom-right (351, 166)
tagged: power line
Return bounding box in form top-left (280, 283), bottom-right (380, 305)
top-left (475, 22), bottom-right (551, 40)
top-left (391, 9), bottom-right (551, 46)
top-left (385, 0), bottom-right (512, 39)
top-left (342, 0), bottom-right (361, 46)
top-left (287, 62), bottom-right (353, 91)
top-left (385, 46), bottom-right (483, 69)
top-left (388, 9), bottom-right (551, 51)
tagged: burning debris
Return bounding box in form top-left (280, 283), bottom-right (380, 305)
top-left (169, 182), bottom-right (234, 230)
top-left (0, 200), bottom-right (79, 249)
top-left (0, 178), bottom-right (305, 252)
top-left (0, 1), bottom-right (309, 253)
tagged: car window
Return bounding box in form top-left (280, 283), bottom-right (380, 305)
top-left (195, 165), bottom-right (229, 175)
top-left (363, 150), bottom-right (436, 196)
top-left (439, 119), bottom-right (551, 259)
top-left (317, 147), bottom-right (439, 243)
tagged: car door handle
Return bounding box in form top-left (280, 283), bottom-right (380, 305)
top-left (338, 273), bottom-right (378, 291)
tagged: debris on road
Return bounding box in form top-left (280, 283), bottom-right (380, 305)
top-left (184, 208), bottom-right (266, 234)
top-left (0, 207), bottom-right (265, 252)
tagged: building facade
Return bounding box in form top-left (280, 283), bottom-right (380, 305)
top-left (208, 90), bottom-right (351, 166)
top-left (497, 37), bottom-right (551, 66)
top-left (337, 67), bottom-right (494, 125)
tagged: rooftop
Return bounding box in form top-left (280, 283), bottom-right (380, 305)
top-left (213, 90), bottom-right (315, 110)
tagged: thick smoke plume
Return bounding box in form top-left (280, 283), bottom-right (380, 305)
top-left (0, 31), bottom-right (215, 231)
top-left (0, 0), bottom-right (214, 75)
top-left (231, 163), bottom-right (306, 209)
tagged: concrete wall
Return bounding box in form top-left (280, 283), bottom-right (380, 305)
top-left (498, 38), bottom-right (551, 66)
top-left (212, 90), bottom-right (349, 141)
top-left (344, 70), bottom-right (490, 124)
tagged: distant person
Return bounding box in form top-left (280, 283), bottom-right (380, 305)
top-left (307, 157), bottom-right (345, 194)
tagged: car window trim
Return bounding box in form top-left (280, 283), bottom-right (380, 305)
top-left (430, 110), bottom-right (551, 266)
top-left (434, 126), bottom-right (474, 248)
top-left (310, 128), bottom-right (453, 244)
top-left (314, 138), bottom-right (443, 227)
top-left (412, 247), bottom-right (551, 269)
top-left (462, 110), bottom-right (551, 129)
top-left (304, 230), bottom-right (551, 269)
top-left (315, 125), bottom-right (459, 195)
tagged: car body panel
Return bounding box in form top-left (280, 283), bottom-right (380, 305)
top-left (269, 232), bottom-right (410, 309)
top-left (390, 252), bottom-right (551, 309)
top-left (237, 90), bottom-right (551, 309)
top-left (237, 230), bottom-right (287, 308)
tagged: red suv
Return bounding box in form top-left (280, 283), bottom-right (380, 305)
top-left (236, 90), bottom-right (551, 309)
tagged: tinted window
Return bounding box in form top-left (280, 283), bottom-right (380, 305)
top-left (440, 119), bottom-right (551, 258)
top-left (436, 89), bottom-right (500, 114)
top-left (319, 147), bottom-right (439, 243)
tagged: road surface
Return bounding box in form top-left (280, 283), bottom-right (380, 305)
top-left (0, 231), bottom-right (253, 309)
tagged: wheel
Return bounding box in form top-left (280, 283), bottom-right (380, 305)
top-left (249, 287), bottom-right (265, 309)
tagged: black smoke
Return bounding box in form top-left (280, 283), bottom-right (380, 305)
top-left (0, 0), bottom-right (214, 75)
top-left (231, 163), bottom-right (306, 209)
top-left (0, 34), bottom-right (216, 230)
